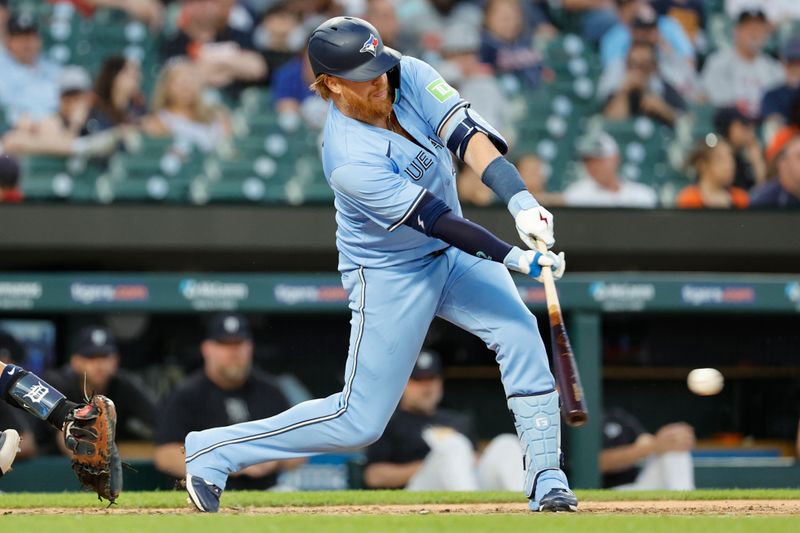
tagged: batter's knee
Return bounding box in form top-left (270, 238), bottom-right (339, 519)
top-left (333, 411), bottom-right (388, 449)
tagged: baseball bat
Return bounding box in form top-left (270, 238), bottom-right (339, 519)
top-left (534, 240), bottom-right (589, 427)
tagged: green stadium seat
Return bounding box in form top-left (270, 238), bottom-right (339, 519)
top-left (204, 157), bottom-right (293, 183)
top-left (238, 87), bottom-right (272, 116)
top-left (99, 174), bottom-right (191, 203)
top-left (191, 176), bottom-right (287, 204)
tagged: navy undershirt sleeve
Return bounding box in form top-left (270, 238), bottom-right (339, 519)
top-left (404, 191), bottom-right (513, 262)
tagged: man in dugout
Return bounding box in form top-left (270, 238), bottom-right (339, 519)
top-left (154, 313), bottom-right (304, 490)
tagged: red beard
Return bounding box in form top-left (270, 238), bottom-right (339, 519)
top-left (338, 83), bottom-right (393, 124)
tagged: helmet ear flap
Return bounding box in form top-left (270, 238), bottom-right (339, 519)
top-left (387, 65), bottom-right (401, 103)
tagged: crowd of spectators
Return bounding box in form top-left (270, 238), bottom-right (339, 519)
top-left (0, 0), bottom-right (796, 209)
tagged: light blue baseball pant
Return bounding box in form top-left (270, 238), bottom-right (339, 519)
top-left (185, 246), bottom-right (568, 501)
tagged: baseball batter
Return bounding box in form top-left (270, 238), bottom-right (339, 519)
top-left (185, 17), bottom-right (577, 513)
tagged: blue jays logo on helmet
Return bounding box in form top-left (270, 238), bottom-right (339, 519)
top-left (360, 34), bottom-right (378, 56)
top-left (307, 17), bottom-right (401, 83)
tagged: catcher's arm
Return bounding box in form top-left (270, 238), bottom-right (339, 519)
top-left (0, 362), bottom-right (122, 502)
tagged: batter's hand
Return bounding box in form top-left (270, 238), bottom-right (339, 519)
top-left (504, 247), bottom-right (565, 282)
top-left (515, 206), bottom-right (555, 249)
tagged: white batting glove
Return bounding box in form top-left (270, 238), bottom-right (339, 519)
top-left (515, 205), bottom-right (555, 250)
top-left (507, 191), bottom-right (555, 249)
top-left (503, 247), bottom-right (565, 283)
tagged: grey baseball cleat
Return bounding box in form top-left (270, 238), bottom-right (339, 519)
top-left (538, 488), bottom-right (578, 512)
top-left (0, 429), bottom-right (21, 477)
top-left (186, 473), bottom-right (223, 513)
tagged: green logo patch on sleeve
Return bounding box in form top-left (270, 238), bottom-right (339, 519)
top-left (425, 78), bottom-right (457, 103)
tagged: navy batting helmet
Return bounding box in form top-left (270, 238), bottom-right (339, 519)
top-left (307, 17), bottom-right (400, 83)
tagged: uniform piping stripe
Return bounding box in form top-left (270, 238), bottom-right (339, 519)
top-left (507, 388), bottom-right (556, 400)
top-left (185, 267), bottom-right (367, 464)
top-left (388, 188), bottom-right (427, 232)
top-left (436, 100), bottom-right (468, 138)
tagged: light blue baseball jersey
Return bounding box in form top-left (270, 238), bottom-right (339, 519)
top-left (321, 56), bottom-right (493, 271)
top-left (184, 53), bottom-right (571, 509)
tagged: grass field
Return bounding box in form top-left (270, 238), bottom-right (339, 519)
top-left (1, 490), bottom-right (798, 532)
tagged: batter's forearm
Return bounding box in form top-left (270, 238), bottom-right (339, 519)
top-left (463, 132), bottom-right (504, 177)
top-left (429, 211), bottom-right (513, 263)
top-left (463, 134), bottom-right (542, 218)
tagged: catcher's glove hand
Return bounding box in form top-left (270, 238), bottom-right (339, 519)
top-left (64, 395), bottom-right (123, 503)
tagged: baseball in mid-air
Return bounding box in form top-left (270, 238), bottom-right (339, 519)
top-left (687, 368), bottom-right (724, 396)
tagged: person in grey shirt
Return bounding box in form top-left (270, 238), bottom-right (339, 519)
top-left (701, 9), bottom-right (784, 117)
top-left (563, 130), bottom-right (658, 208)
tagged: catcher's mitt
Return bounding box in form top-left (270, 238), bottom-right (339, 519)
top-left (64, 395), bottom-right (123, 503)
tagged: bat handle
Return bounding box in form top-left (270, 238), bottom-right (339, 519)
top-left (532, 239), bottom-right (559, 303)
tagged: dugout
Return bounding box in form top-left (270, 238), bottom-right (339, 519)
top-left (0, 206), bottom-right (798, 491)
top-left (0, 270), bottom-right (798, 491)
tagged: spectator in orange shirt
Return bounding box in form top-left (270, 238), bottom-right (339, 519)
top-left (677, 135), bottom-right (749, 209)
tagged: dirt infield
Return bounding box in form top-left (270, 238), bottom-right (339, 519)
top-left (3, 500), bottom-right (800, 516)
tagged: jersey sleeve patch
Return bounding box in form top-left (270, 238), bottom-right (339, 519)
top-left (425, 77), bottom-right (457, 103)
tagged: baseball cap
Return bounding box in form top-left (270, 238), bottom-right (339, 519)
top-left (576, 130), bottom-right (619, 159)
top-left (206, 313), bottom-right (252, 343)
top-left (410, 349), bottom-right (442, 380)
top-left (73, 326), bottom-right (118, 358)
top-left (782, 36), bottom-right (800, 62)
top-left (737, 8), bottom-right (767, 24)
top-left (7, 12), bottom-right (38, 35)
top-left (713, 106), bottom-right (752, 135)
top-left (58, 66), bottom-right (92, 95)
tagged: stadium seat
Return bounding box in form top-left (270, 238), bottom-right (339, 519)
top-left (191, 176), bottom-right (288, 204)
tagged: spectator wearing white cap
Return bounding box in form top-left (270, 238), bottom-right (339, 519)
top-left (0, 13), bottom-right (62, 125)
top-left (563, 130), bottom-right (658, 207)
top-left (701, 9), bottom-right (784, 117)
top-left (726, 1), bottom-right (800, 27)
